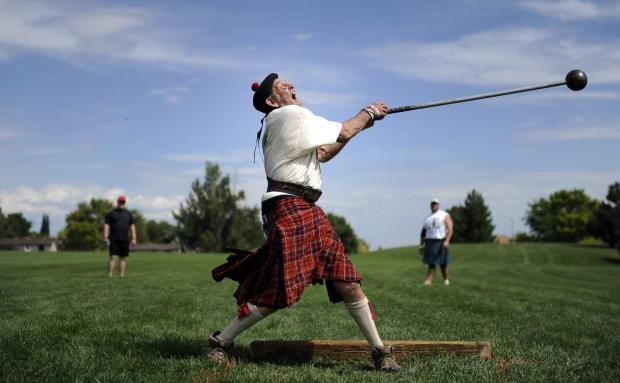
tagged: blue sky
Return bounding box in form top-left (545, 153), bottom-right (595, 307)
top-left (1, 0), bottom-right (618, 249)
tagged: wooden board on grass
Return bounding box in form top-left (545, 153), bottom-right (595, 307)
top-left (250, 340), bottom-right (492, 361)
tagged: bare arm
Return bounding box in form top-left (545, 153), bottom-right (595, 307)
top-left (104, 223), bottom-right (109, 239)
top-left (443, 215), bottom-right (453, 248)
top-left (317, 102), bottom-right (388, 163)
top-left (130, 224), bottom-right (137, 246)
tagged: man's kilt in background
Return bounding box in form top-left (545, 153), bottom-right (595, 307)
top-left (213, 196), bottom-right (362, 309)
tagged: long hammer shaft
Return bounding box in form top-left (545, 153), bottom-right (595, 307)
top-left (387, 80), bottom-right (566, 114)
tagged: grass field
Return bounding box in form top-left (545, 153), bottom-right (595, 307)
top-left (1, 243), bottom-right (619, 382)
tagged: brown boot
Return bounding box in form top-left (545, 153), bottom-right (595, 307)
top-left (372, 345), bottom-right (401, 372)
top-left (205, 331), bottom-right (235, 366)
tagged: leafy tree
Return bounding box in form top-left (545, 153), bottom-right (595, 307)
top-left (129, 209), bottom-right (149, 244)
top-left (58, 198), bottom-right (114, 250)
top-left (60, 221), bottom-right (103, 250)
top-left (145, 220), bottom-right (176, 243)
top-left (591, 181), bottom-right (620, 249)
top-left (174, 162), bottom-right (264, 252)
top-left (2, 213), bottom-right (32, 238)
top-left (446, 190), bottom-right (495, 243)
top-left (525, 189), bottom-right (598, 242)
top-left (445, 205), bottom-right (466, 243)
top-left (0, 207), bottom-right (5, 238)
top-left (59, 199), bottom-right (149, 250)
top-left (327, 212), bottom-right (359, 254)
top-left (513, 231), bottom-right (538, 242)
top-left (357, 238), bottom-right (369, 253)
top-left (40, 214), bottom-right (50, 237)
top-left (66, 198), bottom-right (114, 226)
top-left (0, 208), bottom-right (30, 238)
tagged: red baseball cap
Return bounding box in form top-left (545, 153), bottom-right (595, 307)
top-left (117, 195), bottom-right (126, 203)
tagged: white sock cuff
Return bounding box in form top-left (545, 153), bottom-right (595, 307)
top-left (248, 303), bottom-right (264, 319)
top-left (345, 297), bottom-right (369, 310)
top-left (237, 302), bottom-right (264, 319)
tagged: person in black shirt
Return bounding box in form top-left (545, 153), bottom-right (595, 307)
top-left (104, 195), bottom-right (137, 277)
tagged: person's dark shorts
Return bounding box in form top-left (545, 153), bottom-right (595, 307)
top-left (422, 238), bottom-right (451, 267)
top-left (109, 240), bottom-right (130, 257)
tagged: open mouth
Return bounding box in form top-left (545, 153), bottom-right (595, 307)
top-left (292, 93), bottom-right (297, 100)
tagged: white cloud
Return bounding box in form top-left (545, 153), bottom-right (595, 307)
top-left (27, 147), bottom-right (65, 156)
top-left (151, 86), bottom-right (189, 105)
top-left (0, 128), bottom-right (17, 140)
top-left (301, 90), bottom-right (361, 106)
top-left (511, 90), bottom-right (620, 105)
top-left (164, 150), bottom-right (252, 163)
top-left (293, 32), bottom-right (313, 42)
top-left (319, 167), bottom-right (619, 248)
top-left (0, 0), bottom-right (250, 70)
top-left (361, 27), bottom-right (620, 87)
top-left (67, 9), bottom-right (145, 37)
top-left (0, 48), bottom-right (9, 61)
top-left (519, 0), bottom-right (620, 20)
top-left (0, 183), bottom-right (183, 235)
top-left (518, 123), bottom-right (620, 141)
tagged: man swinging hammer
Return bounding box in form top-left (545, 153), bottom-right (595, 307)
top-left (207, 73), bottom-right (400, 372)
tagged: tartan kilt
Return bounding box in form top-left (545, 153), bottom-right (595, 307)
top-left (212, 196), bottom-right (362, 309)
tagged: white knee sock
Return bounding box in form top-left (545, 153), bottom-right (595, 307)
top-left (345, 297), bottom-right (384, 349)
top-left (217, 302), bottom-right (264, 343)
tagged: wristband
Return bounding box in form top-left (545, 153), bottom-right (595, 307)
top-left (362, 106), bottom-right (376, 121)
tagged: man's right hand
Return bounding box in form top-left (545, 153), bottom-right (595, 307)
top-left (104, 238), bottom-right (111, 248)
top-left (362, 102), bottom-right (389, 127)
top-left (369, 101), bottom-right (389, 121)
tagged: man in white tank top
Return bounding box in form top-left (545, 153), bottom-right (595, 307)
top-left (420, 199), bottom-right (454, 285)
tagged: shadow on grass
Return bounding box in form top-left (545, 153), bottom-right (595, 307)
top-left (603, 256), bottom-right (620, 265)
top-left (137, 337), bottom-right (203, 359)
top-left (242, 350), bottom-right (373, 371)
top-left (136, 339), bottom-right (373, 369)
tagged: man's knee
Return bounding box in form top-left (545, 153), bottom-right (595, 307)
top-left (257, 306), bottom-right (278, 317)
top-left (333, 281), bottom-right (365, 302)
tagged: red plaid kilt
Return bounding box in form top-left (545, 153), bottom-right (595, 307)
top-left (212, 196), bottom-right (362, 309)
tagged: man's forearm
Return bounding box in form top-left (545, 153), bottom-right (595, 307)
top-left (444, 226), bottom-right (453, 243)
top-left (317, 111), bottom-right (371, 162)
top-left (445, 217), bottom-right (453, 242)
top-left (103, 224), bottom-right (109, 238)
top-left (131, 225), bottom-right (137, 241)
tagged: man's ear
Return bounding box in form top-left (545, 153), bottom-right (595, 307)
top-left (265, 95), bottom-right (279, 108)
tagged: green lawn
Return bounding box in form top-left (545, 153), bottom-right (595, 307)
top-left (1, 244), bottom-right (619, 382)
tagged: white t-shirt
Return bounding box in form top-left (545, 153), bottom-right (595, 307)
top-left (261, 105), bottom-right (341, 202)
top-left (422, 210), bottom-right (449, 239)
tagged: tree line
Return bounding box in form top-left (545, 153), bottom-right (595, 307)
top-left (2, 163), bottom-right (617, 253)
top-left (438, 182), bottom-right (620, 253)
top-left (0, 163), bottom-right (363, 253)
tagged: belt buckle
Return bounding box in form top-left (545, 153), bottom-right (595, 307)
top-left (302, 186), bottom-right (321, 202)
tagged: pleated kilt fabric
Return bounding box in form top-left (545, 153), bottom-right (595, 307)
top-left (212, 196), bottom-right (362, 309)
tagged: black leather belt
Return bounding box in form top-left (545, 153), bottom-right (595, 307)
top-left (266, 178), bottom-right (322, 202)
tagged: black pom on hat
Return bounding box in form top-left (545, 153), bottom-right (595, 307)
top-left (252, 73), bottom-right (278, 114)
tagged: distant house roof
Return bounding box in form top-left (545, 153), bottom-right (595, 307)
top-left (0, 237), bottom-right (57, 246)
top-left (494, 235), bottom-right (512, 244)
